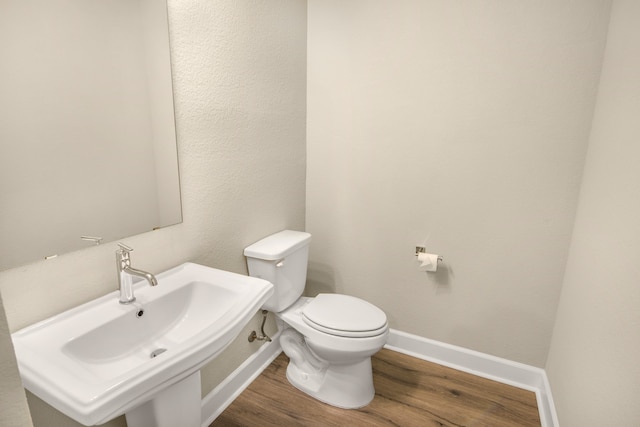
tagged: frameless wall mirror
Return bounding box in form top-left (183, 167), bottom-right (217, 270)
top-left (0, 0), bottom-right (182, 270)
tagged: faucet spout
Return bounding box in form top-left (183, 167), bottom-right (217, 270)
top-left (122, 266), bottom-right (158, 287)
top-left (116, 243), bottom-right (157, 304)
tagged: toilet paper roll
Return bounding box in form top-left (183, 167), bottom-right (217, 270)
top-left (417, 252), bottom-right (440, 272)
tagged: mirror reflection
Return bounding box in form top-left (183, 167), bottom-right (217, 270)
top-left (0, 0), bottom-right (182, 270)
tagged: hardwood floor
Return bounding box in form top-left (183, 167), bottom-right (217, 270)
top-left (211, 349), bottom-right (541, 427)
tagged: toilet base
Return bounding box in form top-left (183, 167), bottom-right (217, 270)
top-left (285, 356), bottom-right (375, 409)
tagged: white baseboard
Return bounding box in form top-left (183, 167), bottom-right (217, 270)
top-left (200, 330), bottom-right (283, 427)
top-left (201, 328), bottom-right (559, 427)
top-left (385, 329), bottom-right (559, 427)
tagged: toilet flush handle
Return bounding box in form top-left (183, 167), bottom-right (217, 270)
top-left (275, 258), bottom-right (285, 268)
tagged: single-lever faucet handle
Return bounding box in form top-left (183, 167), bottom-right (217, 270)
top-left (117, 242), bottom-right (133, 253)
top-left (81, 236), bottom-right (103, 245)
top-left (116, 243), bottom-right (133, 271)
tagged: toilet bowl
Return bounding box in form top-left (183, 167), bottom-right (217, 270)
top-left (244, 230), bottom-right (389, 408)
top-left (277, 296), bottom-right (388, 408)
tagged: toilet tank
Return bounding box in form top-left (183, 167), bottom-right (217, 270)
top-left (244, 230), bottom-right (311, 312)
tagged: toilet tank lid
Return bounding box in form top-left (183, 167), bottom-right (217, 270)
top-left (244, 230), bottom-right (311, 260)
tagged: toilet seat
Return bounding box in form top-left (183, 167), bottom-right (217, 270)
top-left (302, 294), bottom-right (388, 338)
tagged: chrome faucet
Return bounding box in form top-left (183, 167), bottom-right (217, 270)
top-left (116, 243), bottom-right (158, 304)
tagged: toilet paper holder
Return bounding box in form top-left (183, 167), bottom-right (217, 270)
top-left (415, 246), bottom-right (443, 262)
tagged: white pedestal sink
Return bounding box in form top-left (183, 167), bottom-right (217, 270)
top-left (11, 263), bottom-right (273, 426)
top-left (125, 371), bottom-right (202, 427)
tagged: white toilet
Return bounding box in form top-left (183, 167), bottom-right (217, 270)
top-left (244, 230), bottom-right (389, 409)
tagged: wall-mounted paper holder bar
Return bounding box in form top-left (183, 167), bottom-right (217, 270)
top-left (415, 246), bottom-right (443, 262)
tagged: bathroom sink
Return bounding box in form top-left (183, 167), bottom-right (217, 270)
top-left (11, 262), bottom-right (273, 426)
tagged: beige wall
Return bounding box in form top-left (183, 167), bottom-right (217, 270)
top-left (306, 0), bottom-right (611, 367)
top-left (546, 1), bottom-right (640, 425)
top-left (0, 293), bottom-right (33, 427)
top-left (0, 1), bottom-right (306, 426)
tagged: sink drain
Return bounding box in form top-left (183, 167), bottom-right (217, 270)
top-left (150, 348), bottom-right (167, 358)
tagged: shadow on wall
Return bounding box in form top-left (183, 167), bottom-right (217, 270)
top-left (305, 261), bottom-right (337, 296)
top-left (420, 261), bottom-right (453, 293)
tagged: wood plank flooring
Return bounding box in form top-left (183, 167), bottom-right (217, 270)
top-left (211, 349), bottom-right (541, 426)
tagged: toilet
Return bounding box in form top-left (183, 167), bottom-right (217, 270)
top-left (244, 230), bottom-right (389, 409)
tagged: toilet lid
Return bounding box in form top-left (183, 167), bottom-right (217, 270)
top-left (302, 294), bottom-right (388, 338)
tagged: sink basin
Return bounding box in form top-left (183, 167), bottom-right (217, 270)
top-left (11, 262), bottom-right (273, 426)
